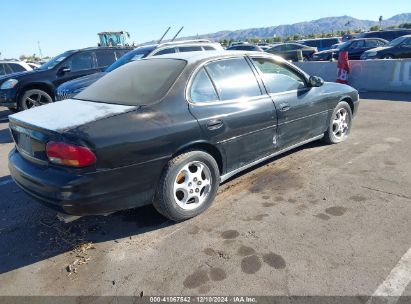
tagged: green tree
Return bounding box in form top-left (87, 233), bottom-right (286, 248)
top-left (399, 23), bottom-right (411, 29)
top-left (370, 25), bottom-right (380, 31)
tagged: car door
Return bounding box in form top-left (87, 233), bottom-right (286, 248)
top-left (398, 38), bottom-right (411, 58)
top-left (250, 56), bottom-right (329, 148)
top-left (53, 51), bottom-right (98, 87)
top-left (188, 57), bottom-right (278, 173)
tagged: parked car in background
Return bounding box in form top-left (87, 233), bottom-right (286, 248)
top-left (356, 29), bottom-right (411, 41)
top-left (361, 35), bottom-right (411, 60)
top-left (8, 51), bottom-right (359, 221)
top-left (26, 62), bottom-right (40, 69)
top-left (0, 47), bottom-right (131, 111)
top-left (311, 38), bottom-right (388, 61)
top-left (226, 44), bottom-right (264, 51)
top-left (56, 40), bottom-right (223, 101)
top-left (342, 34), bottom-right (356, 42)
top-left (296, 37), bottom-right (341, 51)
top-left (0, 61), bottom-right (33, 76)
top-left (266, 43), bottom-right (317, 61)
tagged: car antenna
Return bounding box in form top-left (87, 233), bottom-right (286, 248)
top-left (158, 27), bottom-right (171, 44)
top-left (171, 26), bottom-right (184, 42)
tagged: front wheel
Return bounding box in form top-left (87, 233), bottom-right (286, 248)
top-left (19, 89), bottom-right (53, 110)
top-left (323, 101), bottom-right (352, 144)
top-left (154, 150), bottom-right (220, 221)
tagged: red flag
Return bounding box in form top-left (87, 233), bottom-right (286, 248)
top-left (336, 51), bottom-right (350, 84)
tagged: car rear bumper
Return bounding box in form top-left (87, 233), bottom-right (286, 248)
top-left (0, 89), bottom-right (18, 108)
top-left (8, 148), bottom-right (165, 216)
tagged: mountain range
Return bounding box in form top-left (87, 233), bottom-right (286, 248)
top-left (171, 13), bottom-right (411, 42)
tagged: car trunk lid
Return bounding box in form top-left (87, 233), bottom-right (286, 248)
top-left (9, 99), bottom-right (136, 164)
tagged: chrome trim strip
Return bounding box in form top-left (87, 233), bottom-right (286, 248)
top-left (278, 109), bottom-right (331, 126)
top-left (220, 134), bottom-right (324, 183)
top-left (217, 124), bottom-right (277, 144)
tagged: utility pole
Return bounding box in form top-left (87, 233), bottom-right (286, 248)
top-left (37, 41), bottom-right (43, 59)
top-left (379, 16), bottom-right (383, 30)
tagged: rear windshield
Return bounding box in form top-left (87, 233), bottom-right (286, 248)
top-left (75, 58), bottom-right (187, 106)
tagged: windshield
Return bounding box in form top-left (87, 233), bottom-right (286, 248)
top-left (75, 58), bottom-right (187, 106)
top-left (37, 51), bottom-right (74, 70)
top-left (388, 36), bottom-right (406, 47)
top-left (104, 46), bottom-right (155, 73)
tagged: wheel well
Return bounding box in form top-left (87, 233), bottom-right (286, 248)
top-left (174, 143), bottom-right (224, 175)
top-left (341, 97), bottom-right (355, 115)
top-left (18, 83), bottom-right (55, 103)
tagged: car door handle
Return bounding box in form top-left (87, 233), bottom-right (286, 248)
top-left (206, 119), bottom-right (224, 130)
top-left (279, 103), bottom-right (291, 112)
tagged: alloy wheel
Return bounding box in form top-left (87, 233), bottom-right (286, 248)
top-left (332, 108), bottom-right (350, 139)
top-left (23, 92), bottom-right (52, 110)
top-left (173, 161), bottom-right (212, 210)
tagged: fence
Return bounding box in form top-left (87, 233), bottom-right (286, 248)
top-left (294, 59), bottom-right (411, 93)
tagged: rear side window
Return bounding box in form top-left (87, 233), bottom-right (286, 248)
top-left (154, 48), bottom-right (176, 56)
top-left (95, 51), bottom-right (116, 68)
top-left (76, 58), bottom-right (187, 106)
top-left (8, 63), bottom-right (26, 73)
top-left (190, 68), bottom-right (218, 102)
top-left (178, 46), bottom-right (203, 52)
top-left (252, 58), bottom-right (306, 93)
top-left (205, 57), bottom-right (261, 101)
top-left (203, 46), bottom-right (215, 51)
top-left (66, 52), bottom-right (93, 71)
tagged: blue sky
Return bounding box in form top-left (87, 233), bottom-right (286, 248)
top-left (0, 0), bottom-right (409, 58)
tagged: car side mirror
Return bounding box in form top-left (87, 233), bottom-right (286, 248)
top-left (309, 76), bottom-right (324, 87)
top-left (58, 66), bottom-right (71, 75)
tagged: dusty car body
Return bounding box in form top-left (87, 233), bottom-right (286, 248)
top-left (8, 51), bottom-right (359, 221)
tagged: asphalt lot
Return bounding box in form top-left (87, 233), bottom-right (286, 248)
top-left (0, 94), bottom-right (410, 298)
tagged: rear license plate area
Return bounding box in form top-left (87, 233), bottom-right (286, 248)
top-left (17, 132), bottom-right (33, 156)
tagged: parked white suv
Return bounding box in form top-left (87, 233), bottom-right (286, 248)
top-left (0, 61), bottom-right (33, 76)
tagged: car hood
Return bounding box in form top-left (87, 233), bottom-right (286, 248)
top-left (0, 70), bottom-right (37, 82)
top-left (322, 81), bottom-right (357, 95)
top-left (9, 99), bottom-right (137, 133)
top-left (58, 72), bottom-right (106, 91)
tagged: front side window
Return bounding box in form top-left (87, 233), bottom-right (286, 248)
top-left (203, 46), bottom-right (215, 51)
top-left (252, 58), bottom-right (306, 94)
top-left (66, 52), bottom-right (93, 72)
top-left (95, 51), bottom-right (116, 68)
top-left (350, 40), bottom-right (365, 49)
top-left (205, 58), bottom-right (261, 101)
top-left (190, 68), bottom-right (218, 103)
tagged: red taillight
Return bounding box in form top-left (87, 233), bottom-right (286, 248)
top-left (46, 141), bottom-right (96, 168)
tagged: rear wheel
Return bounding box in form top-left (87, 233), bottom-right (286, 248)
top-left (19, 89), bottom-right (53, 110)
top-left (154, 150), bottom-right (220, 221)
top-left (323, 101), bottom-right (352, 144)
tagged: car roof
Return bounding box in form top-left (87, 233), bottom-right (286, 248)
top-left (144, 50), bottom-right (286, 64)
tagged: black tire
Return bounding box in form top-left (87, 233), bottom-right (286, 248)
top-left (323, 101), bottom-right (353, 144)
top-left (154, 150), bottom-right (220, 222)
top-left (383, 54), bottom-right (395, 59)
top-left (19, 89), bottom-right (53, 110)
top-left (7, 107), bottom-right (18, 113)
